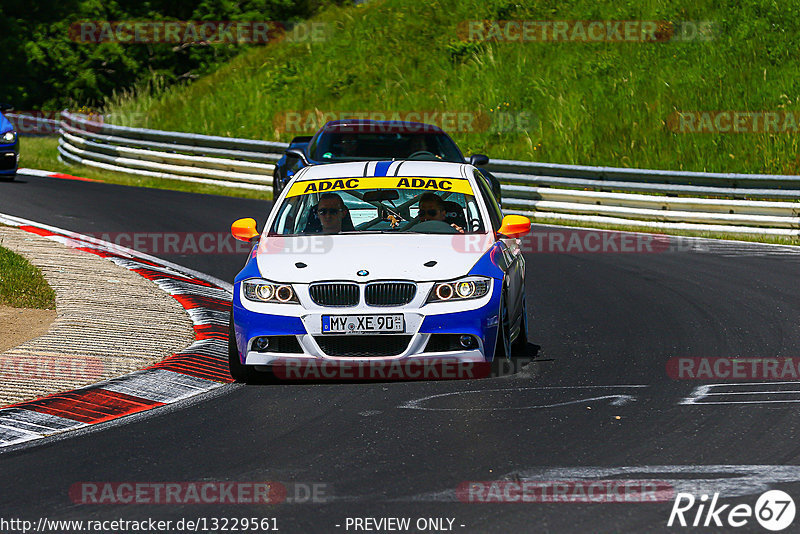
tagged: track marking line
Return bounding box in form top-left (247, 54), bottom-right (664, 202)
top-left (680, 382), bottom-right (800, 405)
top-left (398, 385), bottom-right (647, 411)
top-left (402, 465), bottom-right (800, 502)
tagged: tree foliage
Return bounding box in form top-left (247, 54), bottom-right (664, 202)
top-left (0, 0), bottom-right (325, 109)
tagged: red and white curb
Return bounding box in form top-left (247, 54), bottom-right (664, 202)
top-left (18, 167), bottom-right (103, 183)
top-left (0, 213), bottom-right (235, 448)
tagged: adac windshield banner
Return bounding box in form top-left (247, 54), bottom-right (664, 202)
top-left (285, 176), bottom-right (474, 197)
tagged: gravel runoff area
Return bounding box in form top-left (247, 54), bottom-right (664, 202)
top-left (0, 225), bottom-right (195, 406)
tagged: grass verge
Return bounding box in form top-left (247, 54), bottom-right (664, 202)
top-left (21, 0), bottom-right (800, 247)
top-left (0, 243), bottom-right (56, 309)
top-left (104, 0), bottom-right (800, 176)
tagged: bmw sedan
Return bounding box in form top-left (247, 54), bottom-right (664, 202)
top-left (0, 108), bottom-right (19, 180)
top-left (229, 160), bottom-right (530, 382)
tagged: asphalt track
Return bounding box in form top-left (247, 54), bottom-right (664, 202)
top-left (2, 172), bottom-right (800, 533)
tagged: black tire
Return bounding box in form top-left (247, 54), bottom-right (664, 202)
top-left (228, 309), bottom-right (260, 383)
top-left (494, 291), bottom-right (511, 362)
top-left (510, 293), bottom-right (529, 358)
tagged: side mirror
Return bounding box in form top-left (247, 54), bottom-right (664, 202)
top-left (469, 154), bottom-right (489, 167)
top-left (289, 135), bottom-right (313, 144)
top-left (231, 218), bottom-right (260, 242)
top-left (285, 147), bottom-right (310, 165)
top-left (497, 215), bottom-right (531, 239)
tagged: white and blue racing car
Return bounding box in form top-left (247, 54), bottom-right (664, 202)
top-left (229, 160), bottom-right (531, 382)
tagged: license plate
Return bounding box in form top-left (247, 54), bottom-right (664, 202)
top-left (321, 315), bottom-right (404, 334)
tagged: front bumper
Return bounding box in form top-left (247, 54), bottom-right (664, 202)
top-left (232, 280), bottom-right (503, 368)
top-left (0, 141), bottom-right (19, 175)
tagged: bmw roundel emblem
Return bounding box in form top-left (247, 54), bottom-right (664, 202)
top-left (357, 270), bottom-right (369, 277)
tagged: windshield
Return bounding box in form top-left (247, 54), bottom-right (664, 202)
top-left (309, 132), bottom-right (463, 162)
top-left (269, 176), bottom-right (486, 235)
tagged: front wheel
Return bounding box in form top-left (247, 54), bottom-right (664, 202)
top-left (494, 291), bottom-right (511, 361)
top-left (228, 309), bottom-right (260, 383)
top-left (510, 293), bottom-right (529, 358)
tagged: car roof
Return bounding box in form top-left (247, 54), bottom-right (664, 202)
top-left (294, 160), bottom-right (474, 181)
top-left (320, 119), bottom-right (445, 135)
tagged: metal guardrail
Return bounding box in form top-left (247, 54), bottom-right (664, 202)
top-left (56, 111), bottom-right (800, 236)
top-left (58, 111), bottom-right (282, 191)
top-left (487, 160), bottom-right (800, 236)
top-left (6, 113), bottom-right (60, 136)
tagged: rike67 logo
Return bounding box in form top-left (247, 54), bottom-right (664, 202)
top-left (668, 490), bottom-right (795, 531)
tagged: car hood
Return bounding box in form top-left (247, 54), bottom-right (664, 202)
top-left (255, 233), bottom-right (494, 283)
top-left (0, 113), bottom-right (13, 135)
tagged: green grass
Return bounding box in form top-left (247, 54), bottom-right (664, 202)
top-left (103, 0), bottom-right (800, 175)
top-left (25, 0), bottom-right (800, 245)
top-left (19, 137), bottom-right (271, 200)
top-left (0, 244), bottom-right (56, 309)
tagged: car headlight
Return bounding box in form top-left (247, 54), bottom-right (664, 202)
top-left (1, 131), bottom-right (16, 144)
top-left (243, 279), bottom-right (299, 304)
top-left (426, 276), bottom-right (491, 303)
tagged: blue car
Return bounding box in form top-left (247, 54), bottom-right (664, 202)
top-left (272, 119), bottom-right (502, 201)
top-left (228, 160), bottom-right (530, 383)
top-left (0, 106), bottom-right (19, 180)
